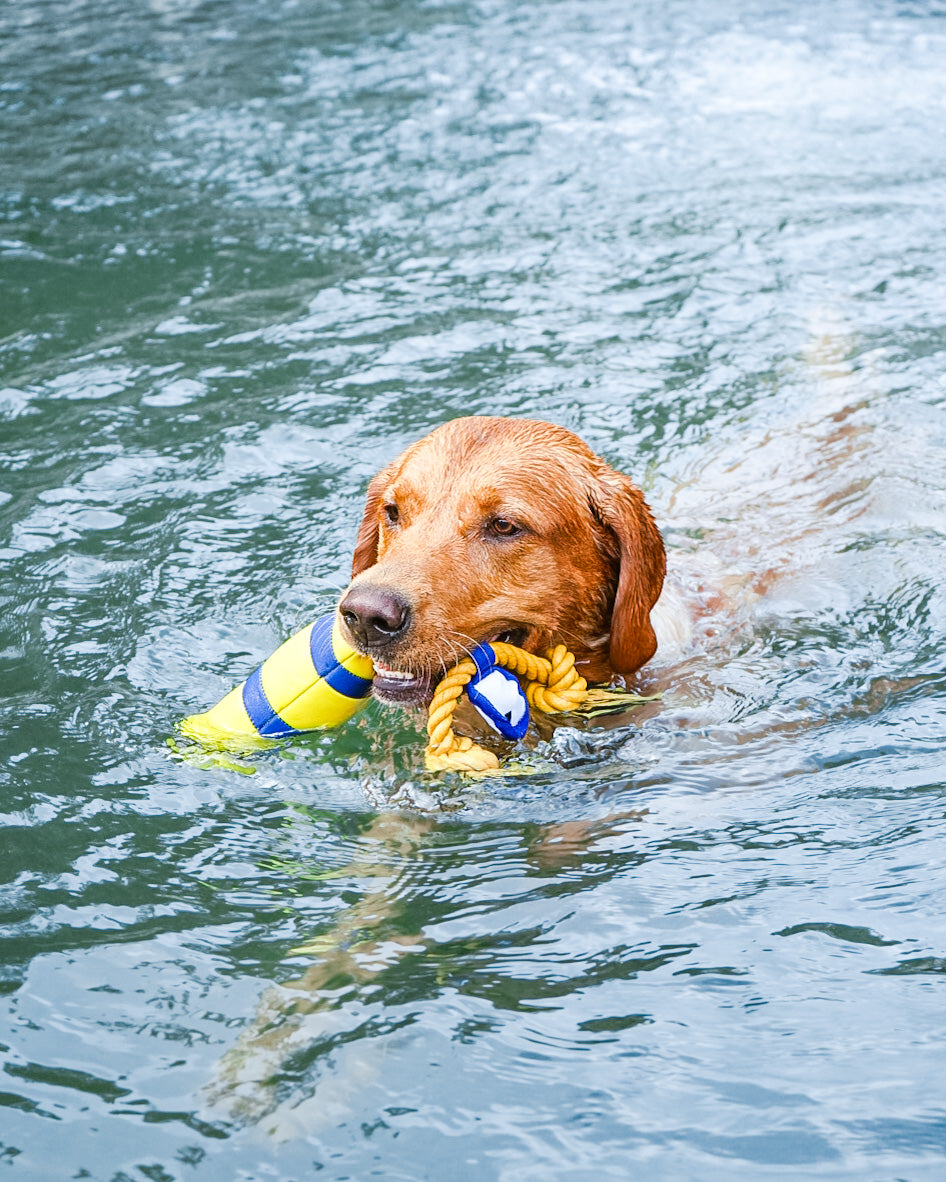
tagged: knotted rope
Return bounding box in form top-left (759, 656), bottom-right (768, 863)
top-left (425, 642), bottom-right (588, 773)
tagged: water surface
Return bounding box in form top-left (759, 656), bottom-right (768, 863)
top-left (2, 1), bottom-right (946, 1178)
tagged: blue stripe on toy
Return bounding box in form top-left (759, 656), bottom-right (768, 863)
top-left (242, 666), bottom-right (297, 737)
top-left (309, 615), bottom-right (373, 700)
top-left (469, 643), bottom-right (496, 679)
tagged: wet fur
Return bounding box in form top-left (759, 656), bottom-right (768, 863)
top-left (341, 416), bottom-right (666, 696)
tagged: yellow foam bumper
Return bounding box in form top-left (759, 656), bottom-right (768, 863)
top-left (180, 613), bottom-right (374, 749)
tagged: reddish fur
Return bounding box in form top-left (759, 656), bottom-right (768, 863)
top-left (344, 416), bottom-right (665, 687)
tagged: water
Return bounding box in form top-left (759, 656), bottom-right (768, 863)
top-left (2, 0), bottom-right (946, 1177)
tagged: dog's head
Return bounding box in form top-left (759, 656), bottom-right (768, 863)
top-left (338, 416), bottom-right (665, 705)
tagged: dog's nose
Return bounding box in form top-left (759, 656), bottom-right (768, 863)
top-left (338, 585), bottom-right (411, 649)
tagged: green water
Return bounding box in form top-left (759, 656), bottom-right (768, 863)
top-left (3, 0), bottom-right (946, 1178)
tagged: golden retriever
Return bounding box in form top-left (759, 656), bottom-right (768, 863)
top-left (210, 359), bottom-right (886, 1130)
top-left (338, 416), bottom-right (666, 703)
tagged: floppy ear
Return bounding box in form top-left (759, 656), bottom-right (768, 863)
top-left (350, 467), bottom-right (392, 577)
top-left (592, 470), bottom-right (666, 676)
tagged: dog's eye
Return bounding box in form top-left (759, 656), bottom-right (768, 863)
top-left (383, 503), bottom-right (399, 526)
top-left (487, 516), bottom-right (522, 538)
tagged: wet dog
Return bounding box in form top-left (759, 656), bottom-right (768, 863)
top-left (338, 416), bottom-right (667, 703)
top-left (209, 354), bottom-right (886, 1133)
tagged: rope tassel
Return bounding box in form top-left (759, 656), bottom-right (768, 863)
top-left (425, 641), bottom-right (588, 773)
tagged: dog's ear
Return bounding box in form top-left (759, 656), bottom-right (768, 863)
top-left (350, 467), bottom-right (393, 577)
top-left (591, 470), bottom-right (666, 676)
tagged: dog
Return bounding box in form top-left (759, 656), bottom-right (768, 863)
top-left (209, 360), bottom-right (887, 1131)
top-left (337, 416), bottom-right (668, 705)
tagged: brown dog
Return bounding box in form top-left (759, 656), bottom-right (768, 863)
top-left (338, 417), bottom-right (666, 705)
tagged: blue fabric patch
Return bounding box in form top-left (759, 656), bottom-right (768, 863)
top-left (466, 649), bottom-right (530, 741)
top-left (469, 643), bottom-right (496, 679)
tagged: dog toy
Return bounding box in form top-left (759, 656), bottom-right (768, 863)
top-left (180, 613), bottom-right (374, 748)
top-left (424, 642), bottom-right (588, 772)
top-left (178, 614), bottom-right (542, 754)
top-left (180, 617), bottom-right (651, 772)
top-left (464, 644), bottom-right (531, 740)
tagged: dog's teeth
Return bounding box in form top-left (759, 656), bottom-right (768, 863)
top-left (374, 664), bottom-right (416, 682)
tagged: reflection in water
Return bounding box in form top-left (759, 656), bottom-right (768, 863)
top-left (207, 809), bottom-right (651, 1138)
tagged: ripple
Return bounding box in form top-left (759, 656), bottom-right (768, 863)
top-left (2, 0), bottom-right (946, 1178)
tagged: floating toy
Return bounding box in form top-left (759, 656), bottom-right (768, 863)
top-left (180, 613), bottom-right (374, 748)
top-left (425, 642), bottom-right (660, 770)
top-left (180, 615), bottom-right (656, 772)
top-left (424, 641), bottom-right (588, 772)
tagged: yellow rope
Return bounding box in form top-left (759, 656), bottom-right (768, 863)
top-left (424, 642), bottom-right (588, 773)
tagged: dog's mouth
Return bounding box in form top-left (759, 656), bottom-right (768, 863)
top-left (370, 627), bottom-right (531, 708)
top-left (370, 661), bottom-right (436, 707)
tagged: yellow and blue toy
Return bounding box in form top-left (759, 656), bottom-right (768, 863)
top-left (180, 613), bottom-right (374, 749)
top-left (179, 615), bottom-right (653, 772)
